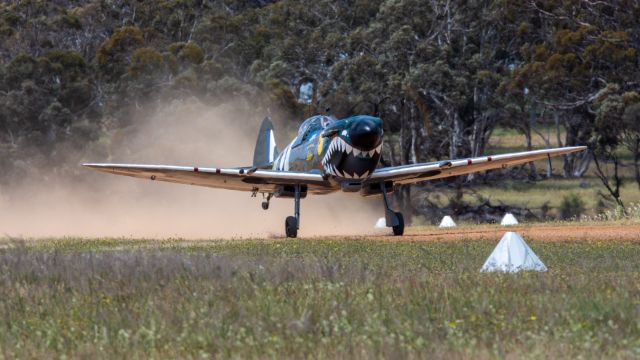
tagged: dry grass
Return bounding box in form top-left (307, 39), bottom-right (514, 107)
top-left (0, 225), bottom-right (638, 359)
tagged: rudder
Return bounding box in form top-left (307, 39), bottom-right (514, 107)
top-left (253, 117), bottom-right (278, 168)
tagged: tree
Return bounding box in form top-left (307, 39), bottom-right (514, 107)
top-left (621, 96), bottom-right (640, 189)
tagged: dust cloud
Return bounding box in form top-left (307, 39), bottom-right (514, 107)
top-left (0, 98), bottom-right (383, 239)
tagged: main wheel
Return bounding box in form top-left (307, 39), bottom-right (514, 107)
top-left (262, 201), bottom-right (269, 210)
top-left (392, 212), bottom-right (404, 236)
top-left (285, 216), bottom-right (298, 238)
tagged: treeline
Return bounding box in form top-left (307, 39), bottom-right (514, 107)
top-left (0, 1), bottom-right (639, 203)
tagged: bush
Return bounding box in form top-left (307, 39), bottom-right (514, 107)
top-left (168, 42), bottom-right (204, 65)
top-left (560, 193), bottom-right (586, 220)
top-left (45, 50), bottom-right (86, 70)
top-left (128, 47), bottom-right (164, 78)
top-left (98, 26), bottom-right (144, 59)
top-left (61, 14), bottom-right (82, 30)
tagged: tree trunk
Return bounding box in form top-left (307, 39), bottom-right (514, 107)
top-left (409, 105), bottom-right (418, 164)
top-left (524, 125), bottom-right (540, 180)
top-left (593, 153), bottom-right (625, 211)
top-left (635, 143), bottom-right (640, 190)
top-left (572, 150), bottom-right (592, 177)
top-left (399, 99), bottom-right (407, 165)
top-left (395, 98), bottom-right (412, 218)
top-left (553, 112), bottom-right (573, 178)
top-left (533, 124), bottom-right (554, 178)
top-left (466, 117), bottom-right (485, 182)
top-left (449, 112), bottom-right (463, 159)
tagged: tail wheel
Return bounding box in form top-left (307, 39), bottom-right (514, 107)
top-left (285, 216), bottom-right (298, 238)
top-left (392, 212), bottom-right (404, 236)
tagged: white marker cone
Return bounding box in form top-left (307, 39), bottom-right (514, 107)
top-left (481, 232), bottom-right (547, 272)
top-left (501, 213), bottom-right (519, 226)
top-left (439, 216), bottom-right (456, 228)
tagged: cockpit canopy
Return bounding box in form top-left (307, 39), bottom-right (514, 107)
top-left (298, 115), bottom-right (335, 135)
top-left (293, 115), bottom-right (335, 147)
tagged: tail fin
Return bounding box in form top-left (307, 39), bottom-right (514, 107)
top-left (253, 117), bottom-right (278, 168)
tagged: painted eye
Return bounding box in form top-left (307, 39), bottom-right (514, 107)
top-left (341, 130), bottom-right (348, 136)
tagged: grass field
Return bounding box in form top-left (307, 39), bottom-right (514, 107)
top-left (1, 224), bottom-right (639, 359)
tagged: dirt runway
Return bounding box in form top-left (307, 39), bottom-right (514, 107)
top-left (366, 223), bottom-right (640, 242)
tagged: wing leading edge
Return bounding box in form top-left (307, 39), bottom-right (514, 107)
top-left (369, 146), bottom-right (587, 185)
top-left (85, 146), bottom-right (587, 194)
top-left (83, 163), bottom-right (332, 193)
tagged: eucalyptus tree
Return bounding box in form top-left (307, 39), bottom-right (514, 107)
top-left (502, 0), bottom-right (639, 178)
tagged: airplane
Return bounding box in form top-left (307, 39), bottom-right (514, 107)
top-left (84, 115), bottom-right (587, 238)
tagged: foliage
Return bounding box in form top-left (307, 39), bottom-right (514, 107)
top-left (168, 42), bottom-right (204, 65)
top-left (559, 193), bottom-right (586, 220)
top-left (128, 47), bottom-right (166, 78)
top-left (96, 26), bottom-right (144, 79)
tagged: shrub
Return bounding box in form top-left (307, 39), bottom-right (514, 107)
top-left (61, 14), bottom-right (82, 30)
top-left (6, 53), bottom-right (37, 84)
top-left (45, 50), bottom-right (86, 70)
top-left (168, 42), bottom-right (204, 65)
top-left (128, 47), bottom-right (164, 77)
top-left (560, 193), bottom-right (586, 220)
top-left (2, 11), bottom-right (22, 27)
top-left (96, 26), bottom-right (144, 67)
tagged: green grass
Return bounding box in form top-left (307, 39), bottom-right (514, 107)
top-left (0, 237), bottom-right (638, 358)
top-left (468, 178), bottom-right (640, 214)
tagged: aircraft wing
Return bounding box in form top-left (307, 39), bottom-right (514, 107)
top-left (83, 163), bottom-right (332, 193)
top-left (368, 146), bottom-right (587, 185)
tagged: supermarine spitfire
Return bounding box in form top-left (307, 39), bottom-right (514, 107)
top-left (84, 115), bottom-right (586, 237)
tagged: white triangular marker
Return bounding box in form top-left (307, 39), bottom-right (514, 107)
top-left (439, 216), bottom-right (457, 228)
top-left (481, 232), bottom-right (547, 272)
top-left (501, 213), bottom-right (519, 226)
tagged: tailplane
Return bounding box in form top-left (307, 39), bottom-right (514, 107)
top-left (253, 117), bottom-right (278, 168)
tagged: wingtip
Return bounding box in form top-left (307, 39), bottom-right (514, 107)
top-left (82, 163), bottom-right (108, 170)
top-left (557, 145), bottom-right (587, 153)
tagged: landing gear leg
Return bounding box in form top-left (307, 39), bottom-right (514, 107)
top-left (285, 184), bottom-right (301, 238)
top-left (261, 193), bottom-right (272, 210)
top-left (381, 182), bottom-right (404, 236)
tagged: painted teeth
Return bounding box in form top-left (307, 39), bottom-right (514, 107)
top-left (322, 138), bottom-right (382, 165)
top-left (323, 167), bottom-right (372, 180)
top-left (321, 137), bottom-right (382, 179)
top-left (345, 143), bottom-right (353, 155)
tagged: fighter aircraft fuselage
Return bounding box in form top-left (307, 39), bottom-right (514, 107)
top-left (272, 115), bottom-right (383, 183)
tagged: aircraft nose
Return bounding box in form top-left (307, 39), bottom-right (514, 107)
top-left (349, 119), bottom-right (382, 150)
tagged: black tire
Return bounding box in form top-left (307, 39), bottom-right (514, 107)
top-left (262, 201), bottom-right (269, 210)
top-left (392, 212), bottom-right (404, 236)
top-left (285, 216), bottom-right (298, 238)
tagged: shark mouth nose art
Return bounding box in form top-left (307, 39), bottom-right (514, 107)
top-left (322, 136), bottom-right (382, 179)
